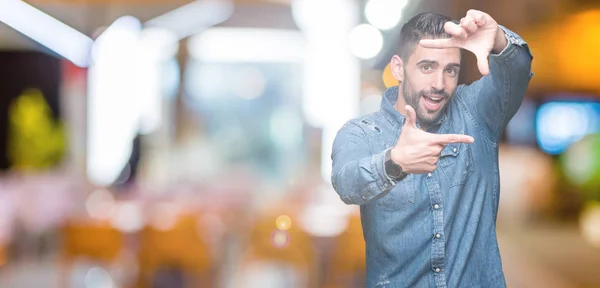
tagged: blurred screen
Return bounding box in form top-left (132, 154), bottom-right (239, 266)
top-left (536, 98), bottom-right (600, 155)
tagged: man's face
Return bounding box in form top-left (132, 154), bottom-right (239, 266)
top-left (401, 43), bottom-right (461, 128)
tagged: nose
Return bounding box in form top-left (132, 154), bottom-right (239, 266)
top-left (431, 71), bottom-right (445, 91)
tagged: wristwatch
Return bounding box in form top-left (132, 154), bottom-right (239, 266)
top-left (384, 148), bottom-right (408, 181)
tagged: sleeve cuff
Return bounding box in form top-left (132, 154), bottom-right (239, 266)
top-left (374, 148), bottom-right (397, 192)
top-left (490, 25), bottom-right (534, 60)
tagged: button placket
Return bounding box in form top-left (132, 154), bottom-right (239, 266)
top-left (426, 172), bottom-right (447, 287)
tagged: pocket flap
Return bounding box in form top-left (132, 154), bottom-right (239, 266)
top-left (441, 142), bottom-right (461, 157)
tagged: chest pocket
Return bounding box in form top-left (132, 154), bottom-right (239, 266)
top-left (438, 142), bottom-right (474, 187)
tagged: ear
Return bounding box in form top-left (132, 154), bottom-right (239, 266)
top-left (390, 55), bottom-right (404, 83)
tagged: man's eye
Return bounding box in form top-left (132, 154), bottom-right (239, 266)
top-left (421, 65), bottom-right (432, 72)
top-left (446, 68), bottom-right (457, 76)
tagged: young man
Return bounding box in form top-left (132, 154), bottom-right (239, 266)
top-left (331, 10), bottom-right (533, 287)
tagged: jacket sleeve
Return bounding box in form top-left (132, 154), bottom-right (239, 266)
top-left (456, 25), bottom-right (534, 143)
top-left (331, 121), bottom-right (397, 205)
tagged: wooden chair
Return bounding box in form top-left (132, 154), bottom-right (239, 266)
top-left (60, 220), bottom-right (125, 287)
top-left (136, 213), bottom-right (214, 288)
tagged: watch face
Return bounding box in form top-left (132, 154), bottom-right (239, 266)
top-left (391, 165), bottom-right (403, 178)
top-left (386, 159), bottom-right (403, 178)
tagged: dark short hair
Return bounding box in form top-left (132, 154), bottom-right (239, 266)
top-left (397, 12), bottom-right (456, 61)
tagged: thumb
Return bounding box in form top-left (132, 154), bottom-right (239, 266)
top-left (404, 105), bottom-right (417, 128)
top-left (475, 51), bottom-right (490, 76)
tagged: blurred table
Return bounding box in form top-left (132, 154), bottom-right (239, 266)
top-left (499, 222), bottom-right (600, 288)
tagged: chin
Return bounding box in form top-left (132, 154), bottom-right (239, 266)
top-left (417, 110), bottom-right (443, 127)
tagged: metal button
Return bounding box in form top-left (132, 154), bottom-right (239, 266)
top-left (427, 173), bottom-right (432, 178)
top-left (453, 147), bottom-right (457, 153)
top-left (384, 183), bottom-right (388, 188)
top-left (434, 268), bottom-right (441, 273)
top-left (434, 204), bottom-right (440, 209)
top-left (361, 195), bottom-right (367, 200)
top-left (435, 233), bottom-right (441, 238)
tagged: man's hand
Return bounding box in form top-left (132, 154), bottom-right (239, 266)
top-left (419, 9), bottom-right (506, 76)
top-left (391, 105), bottom-right (475, 174)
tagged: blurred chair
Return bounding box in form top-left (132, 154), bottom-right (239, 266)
top-left (0, 243), bottom-right (6, 267)
top-left (60, 220), bottom-right (125, 287)
top-left (324, 212), bottom-right (366, 288)
top-left (234, 210), bottom-right (319, 288)
top-left (136, 213), bottom-right (214, 288)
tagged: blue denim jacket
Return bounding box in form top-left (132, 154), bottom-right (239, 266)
top-left (331, 26), bottom-right (533, 288)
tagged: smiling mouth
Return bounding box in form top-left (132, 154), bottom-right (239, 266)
top-left (423, 95), bottom-right (444, 103)
top-left (422, 94), bottom-right (446, 112)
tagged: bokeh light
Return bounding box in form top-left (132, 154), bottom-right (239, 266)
top-left (149, 202), bottom-right (181, 231)
top-left (85, 189), bottom-right (116, 220)
top-left (233, 67), bottom-right (266, 99)
top-left (561, 134), bottom-right (600, 198)
top-left (365, 0), bottom-right (408, 30)
top-left (276, 215), bottom-right (292, 231)
top-left (84, 266), bottom-right (114, 288)
top-left (271, 229), bottom-right (290, 249)
top-left (298, 202), bottom-right (350, 237)
top-left (348, 24), bottom-right (383, 59)
top-left (109, 202), bottom-right (144, 233)
top-left (579, 202), bottom-right (600, 248)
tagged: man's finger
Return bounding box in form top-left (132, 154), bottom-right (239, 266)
top-left (467, 9), bottom-right (487, 26)
top-left (404, 105), bottom-right (418, 128)
top-left (419, 36), bottom-right (462, 49)
top-left (475, 51), bottom-right (490, 76)
top-left (429, 145), bottom-right (444, 156)
top-left (444, 21), bottom-right (468, 39)
top-left (431, 133), bottom-right (475, 145)
top-left (460, 16), bottom-right (478, 34)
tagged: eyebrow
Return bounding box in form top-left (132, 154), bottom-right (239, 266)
top-left (416, 60), bottom-right (438, 66)
top-left (416, 60), bottom-right (461, 69)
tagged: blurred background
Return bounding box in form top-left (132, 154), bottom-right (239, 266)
top-left (0, 0), bottom-right (599, 287)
